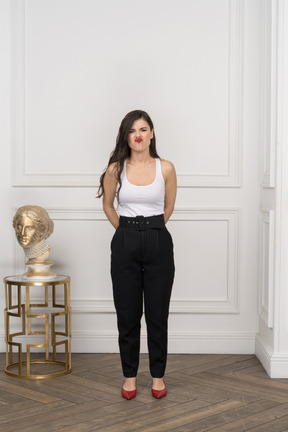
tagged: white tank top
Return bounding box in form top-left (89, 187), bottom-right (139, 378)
top-left (117, 158), bottom-right (165, 217)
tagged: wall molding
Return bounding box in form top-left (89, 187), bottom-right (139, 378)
top-left (258, 209), bottom-right (275, 328)
top-left (13, 206), bottom-right (240, 314)
top-left (11, 0), bottom-right (243, 188)
top-left (260, 0), bottom-right (278, 188)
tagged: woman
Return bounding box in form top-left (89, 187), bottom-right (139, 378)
top-left (98, 110), bottom-right (176, 399)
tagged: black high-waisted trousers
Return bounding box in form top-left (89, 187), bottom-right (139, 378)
top-left (111, 214), bottom-right (175, 378)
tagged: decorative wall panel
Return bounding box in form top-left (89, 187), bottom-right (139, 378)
top-left (12, 0), bottom-right (243, 187)
top-left (259, 209), bottom-right (275, 328)
top-left (261, 0), bottom-right (277, 188)
top-left (14, 207), bottom-right (239, 314)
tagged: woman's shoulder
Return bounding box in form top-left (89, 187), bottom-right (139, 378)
top-left (107, 161), bottom-right (119, 177)
top-left (159, 159), bottom-right (176, 181)
top-left (160, 159), bottom-right (175, 172)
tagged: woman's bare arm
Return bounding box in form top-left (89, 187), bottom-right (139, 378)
top-left (102, 163), bottom-right (119, 229)
top-left (161, 160), bottom-right (177, 224)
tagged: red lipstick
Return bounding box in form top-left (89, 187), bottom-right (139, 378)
top-left (135, 138), bottom-right (143, 143)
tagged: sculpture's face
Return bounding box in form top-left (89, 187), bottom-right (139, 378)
top-left (14, 214), bottom-right (42, 248)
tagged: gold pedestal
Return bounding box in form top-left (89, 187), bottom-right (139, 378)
top-left (3, 275), bottom-right (71, 379)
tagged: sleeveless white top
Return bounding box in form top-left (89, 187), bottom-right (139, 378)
top-left (117, 158), bottom-right (165, 217)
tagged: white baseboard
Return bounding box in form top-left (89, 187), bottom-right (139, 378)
top-left (255, 334), bottom-right (288, 378)
top-left (0, 331), bottom-right (256, 355)
top-left (255, 334), bottom-right (272, 376)
top-left (5, 331), bottom-right (288, 378)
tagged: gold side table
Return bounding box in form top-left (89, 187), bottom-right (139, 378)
top-left (4, 275), bottom-right (71, 379)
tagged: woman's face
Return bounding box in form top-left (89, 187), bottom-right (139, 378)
top-left (15, 215), bottom-right (42, 248)
top-left (127, 118), bottom-right (153, 153)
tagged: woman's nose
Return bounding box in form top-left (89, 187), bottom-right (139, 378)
top-left (21, 226), bottom-right (26, 236)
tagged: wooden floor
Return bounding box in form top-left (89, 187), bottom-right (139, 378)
top-left (1, 353), bottom-right (288, 431)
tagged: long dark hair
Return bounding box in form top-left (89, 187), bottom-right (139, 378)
top-left (97, 110), bottom-right (160, 199)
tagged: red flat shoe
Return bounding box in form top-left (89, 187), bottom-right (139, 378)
top-left (121, 385), bottom-right (137, 400)
top-left (151, 379), bottom-right (167, 399)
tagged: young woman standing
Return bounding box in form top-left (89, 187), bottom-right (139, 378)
top-left (98, 110), bottom-right (176, 399)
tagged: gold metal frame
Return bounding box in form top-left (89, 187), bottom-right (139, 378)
top-left (3, 276), bottom-right (71, 379)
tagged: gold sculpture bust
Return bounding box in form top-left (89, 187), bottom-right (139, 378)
top-left (13, 205), bottom-right (56, 279)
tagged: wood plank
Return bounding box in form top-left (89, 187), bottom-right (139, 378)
top-left (0, 373), bottom-right (97, 405)
top-left (109, 400), bottom-right (244, 432)
top-left (234, 364), bottom-right (268, 377)
top-left (189, 372), bottom-right (288, 403)
top-left (39, 375), bottom-right (122, 404)
top-left (216, 371), bottom-right (288, 398)
top-left (247, 414), bottom-right (288, 432)
top-left (0, 400), bottom-right (43, 417)
top-left (3, 399), bottom-right (107, 432)
top-left (0, 389), bottom-right (30, 404)
top-left (161, 399), bottom-right (279, 432)
top-left (0, 400), bottom-right (74, 426)
top-left (219, 402), bottom-right (288, 431)
top-left (167, 371), bottom-right (259, 403)
top-left (225, 370), bottom-right (288, 391)
top-left (0, 377), bottom-right (60, 404)
top-left (206, 357), bottom-right (261, 376)
top-left (164, 354), bottom-right (237, 374)
top-left (177, 355), bottom-right (257, 376)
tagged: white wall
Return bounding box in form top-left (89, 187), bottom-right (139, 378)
top-left (256, 0), bottom-right (288, 378)
top-left (0, 0), bottom-right (261, 355)
top-left (0, 0), bottom-right (14, 330)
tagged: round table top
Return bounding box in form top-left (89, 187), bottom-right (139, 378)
top-left (3, 275), bottom-right (70, 286)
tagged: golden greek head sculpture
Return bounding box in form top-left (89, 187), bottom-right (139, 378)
top-left (13, 205), bottom-right (56, 279)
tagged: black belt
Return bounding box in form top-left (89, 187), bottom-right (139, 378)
top-left (119, 214), bottom-right (165, 231)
